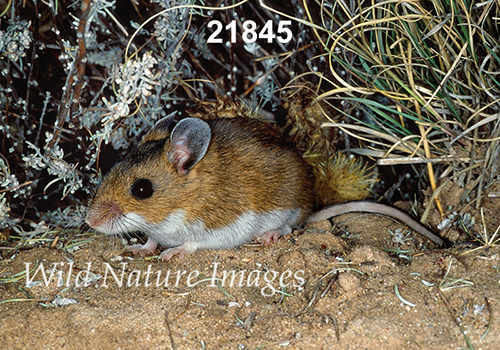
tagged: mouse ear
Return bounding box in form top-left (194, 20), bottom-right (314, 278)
top-left (140, 111), bottom-right (177, 144)
top-left (169, 118), bottom-right (211, 174)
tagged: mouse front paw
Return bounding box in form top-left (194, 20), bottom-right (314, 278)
top-left (125, 237), bottom-right (158, 257)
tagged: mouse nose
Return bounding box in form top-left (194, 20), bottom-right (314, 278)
top-left (85, 201), bottom-right (122, 229)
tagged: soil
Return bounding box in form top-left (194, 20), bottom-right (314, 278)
top-left (1, 181), bottom-right (500, 349)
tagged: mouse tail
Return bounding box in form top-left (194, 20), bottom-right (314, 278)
top-left (308, 201), bottom-right (447, 247)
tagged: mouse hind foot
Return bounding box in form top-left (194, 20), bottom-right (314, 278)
top-left (159, 242), bottom-right (198, 261)
top-left (255, 230), bottom-right (280, 246)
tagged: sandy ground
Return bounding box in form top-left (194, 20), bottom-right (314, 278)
top-left (1, 182), bottom-right (499, 349)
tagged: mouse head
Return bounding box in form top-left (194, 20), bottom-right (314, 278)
top-left (85, 113), bottom-right (212, 233)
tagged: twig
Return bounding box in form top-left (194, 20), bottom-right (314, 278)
top-left (170, 295), bottom-right (191, 321)
top-left (165, 310), bottom-right (176, 350)
top-left (46, 0), bottom-right (91, 151)
top-left (435, 285), bottom-right (474, 349)
top-left (0, 181), bottom-right (34, 194)
top-left (24, 0), bottom-right (39, 118)
top-left (480, 297), bottom-right (492, 341)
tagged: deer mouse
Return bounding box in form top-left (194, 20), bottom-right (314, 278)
top-left (85, 113), bottom-right (446, 261)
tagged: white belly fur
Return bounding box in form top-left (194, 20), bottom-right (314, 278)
top-left (121, 209), bottom-right (301, 249)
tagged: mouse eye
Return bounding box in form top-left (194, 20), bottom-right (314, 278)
top-left (131, 179), bottom-right (154, 199)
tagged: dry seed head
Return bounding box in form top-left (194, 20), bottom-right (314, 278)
top-left (308, 153), bottom-right (375, 206)
top-left (282, 84), bottom-right (339, 157)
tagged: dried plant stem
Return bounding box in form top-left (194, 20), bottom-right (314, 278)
top-left (417, 120), bottom-right (444, 219)
top-left (46, 0), bottom-right (91, 151)
top-left (24, 1), bottom-right (39, 118)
